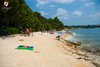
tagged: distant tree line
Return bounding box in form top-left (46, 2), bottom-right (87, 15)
top-left (65, 24), bottom-right (100, 29)
top-left (0, 0), bottom-right (64, 36)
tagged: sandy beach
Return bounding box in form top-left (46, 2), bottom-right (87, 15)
top-left (0, 32), bottom-right (96, 67)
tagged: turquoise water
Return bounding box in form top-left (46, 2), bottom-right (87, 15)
top-left (67, 28), bottom-right (100, 52)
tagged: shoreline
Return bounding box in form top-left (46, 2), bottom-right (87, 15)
top-left (0, 32), bottom-right (98, 67)
top-left (63, 29), bottom-right (100, 55)
top-left (60, 32), bottom-right (100, 67)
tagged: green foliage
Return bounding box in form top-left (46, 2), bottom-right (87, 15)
top-left (7, 27), bottom-right (19, 34)
top-left (0, 27), bottom-right (19, 36)
top-left (0, 0), bottom-right (64, 36)
top-left (45, 23), bottom-right (52, 31)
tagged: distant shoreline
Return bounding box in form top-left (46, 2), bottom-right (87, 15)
top-left (64, 24), bottom-right (100, 29)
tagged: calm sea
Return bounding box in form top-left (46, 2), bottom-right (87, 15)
top-left (66, 28), bottom-right (100, 52)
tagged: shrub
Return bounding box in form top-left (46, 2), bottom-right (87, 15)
top-left (0, 27), bottom-right (19, 36)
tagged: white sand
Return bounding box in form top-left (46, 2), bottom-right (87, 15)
top-left (0, 32), bottom-right (95, 67)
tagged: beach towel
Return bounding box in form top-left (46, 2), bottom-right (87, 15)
top-left (16, 45), bottom-right (34, 51)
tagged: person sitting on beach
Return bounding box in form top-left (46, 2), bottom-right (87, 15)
top-left (56, 34), bottom-right (61, 41)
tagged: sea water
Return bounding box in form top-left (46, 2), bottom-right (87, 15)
top-left (66, 28), bottom-right (100, 52)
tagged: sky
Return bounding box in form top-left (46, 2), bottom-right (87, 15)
top-left (25, 0), bottom-right (100, 25)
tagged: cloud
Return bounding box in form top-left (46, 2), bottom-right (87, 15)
top-left (55, 8), bottom-right (68, 19)
top-left (54, 0), bottom-right (75, 3)
top-left (89, 13), bottom-right (100, 22)
top-left (36, 0), bottom-right (48, 7)
top-left (50, 5), bottom-right (56, 7)
top-left (81, 0), bottom-right (90, 2)
top-left (85, 2), bottom-right (95, 7)
top-left (40, 11), bottom-right (48, 16)
top-left (36, 0), bottom-right (75, 7)
top-left (72, 11), bottom-right (82, 16)
top-left (89, 13), bottom-right (100, 18)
